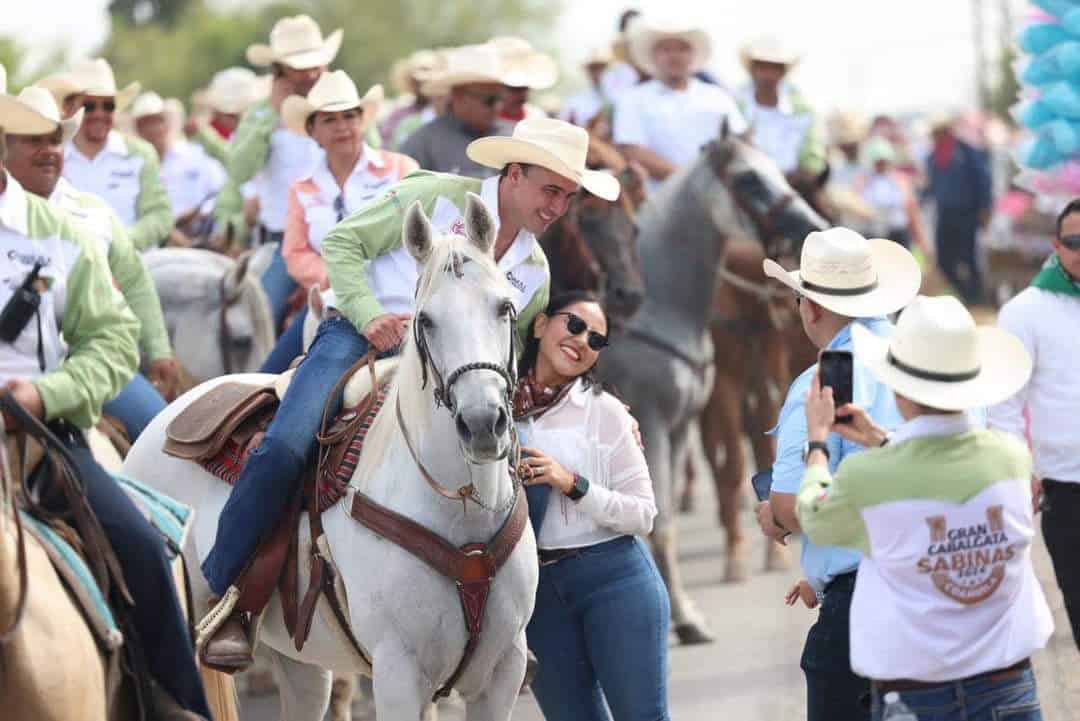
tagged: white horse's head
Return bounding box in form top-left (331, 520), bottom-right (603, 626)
top-left (398, 193), bottom-right (516, 464)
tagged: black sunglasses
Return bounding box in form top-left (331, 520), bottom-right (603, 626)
top-left (1061, 234), bottom-right (1080, 251)
top-left (554, 312), bottom-right (609, 351)
top-left (83, 99), bottom-right (116, 113)
top-left (465, 91), bottom-right (503, 108)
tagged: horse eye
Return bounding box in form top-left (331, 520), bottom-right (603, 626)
top-left (418, 312), bottom-right (434, 330)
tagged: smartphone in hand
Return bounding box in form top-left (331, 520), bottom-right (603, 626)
top-left (751, 468), bottom-right (774, 503)
top-left (819, 350), bottom-right (854, 423)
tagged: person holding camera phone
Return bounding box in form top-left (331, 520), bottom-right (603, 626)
top-left (797, 295), bottom-right (1052, 721)
top-left (0, 92), bottom-right (211, 719)
top-left (753, 226), bottom-right (921, 721)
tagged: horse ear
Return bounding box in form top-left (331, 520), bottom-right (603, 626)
top-left (403, 200), bottom-right (434, 264)
top-left (223, 252), bottom-right (251, 302)
top-left (308, 286), bottom-right (324, 322)
top-left (464, 192), bottom-right (495, 256)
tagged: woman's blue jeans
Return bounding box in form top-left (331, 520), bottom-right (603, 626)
top-left (102, 372), bottom-right (167, 441)
top-left (871, 666), bottom-right (1042, 721)
top-left (260, 304), bottom-right (308, 374)
top-left (260, 236), bottom-right (298, 333)
top-left (527, 535), bottom-right (672, 721)
top-left (202, 315), bottom-right (369, 595)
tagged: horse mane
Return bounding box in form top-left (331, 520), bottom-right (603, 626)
top-left (350, 233), bottom-right (509, 492)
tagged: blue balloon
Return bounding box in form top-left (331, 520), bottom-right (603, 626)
top-left (1040, 80), bottom-right (1080, 118)
top-left (1022, 40), bottom-right (1080, 84)
top-left (1064, 7), bottom-right (1080, 36)
top-left (1032, 0), bottom-right (1080, 20)
top-left (1020, 23), bottom-right (1073, 54)
top-left (1048, 118), bottom-right (1080, 154)
top-left (1020, 134), bottom-right (1064, 169)
top-left (1018, 99), bottom-right (1058, 129)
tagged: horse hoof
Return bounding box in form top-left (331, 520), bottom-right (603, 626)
top-left (674, 622), bottom-right (716, 645)
top-left (724, 556), bottom-right (749, 584)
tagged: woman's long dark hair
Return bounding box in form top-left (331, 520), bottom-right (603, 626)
top-left (518, 290), bottom-right (608, 392)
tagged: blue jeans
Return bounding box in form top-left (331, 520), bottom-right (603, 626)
top-left (202, 316), bottom-right (370, 595)
top-left (801, 572), bottom-right (871, 721)
top-left (260, 304), bottom-right (308, 374)
top-left (260, 234), bottom-right (298, 333)
top-left (871, 666), bottom-right (1042, 721)
top-left (527, 536), bottom-right (672, 721)
top-left (102, 372), bottom-right (167, 441)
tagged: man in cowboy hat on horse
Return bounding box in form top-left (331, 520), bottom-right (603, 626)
top-left (612, 16), bottom-right (746, 190)
top-left (38, 58), bottom-right (174, 252)
top-left (0, 84), bottom-right (210, 720)
top-left (489, 36), bottom-right (558, 130)
top-left (560, 47), bottom-right (614, 128)
top-left (199, 117), bottom-right (620, 671)
top-left (798, 295), bottom-right (1052, 720)
top-left (755, 227), bottom-right (922, 721)
top-left (736, 35), bottom-right (827, 186)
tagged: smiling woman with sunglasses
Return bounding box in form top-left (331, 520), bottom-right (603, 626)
top-left (514, 290), bottom-right (671, 721)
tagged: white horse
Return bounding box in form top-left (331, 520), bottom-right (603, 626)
top-left (123, 196), bottom-right (538, 721)
top-left (143, 246), bottom-right (277, 384)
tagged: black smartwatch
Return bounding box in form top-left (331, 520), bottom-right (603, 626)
top-left (802, 441), bottom-right (830, 463)
top-left (566, 474), bottom-right (590, 501)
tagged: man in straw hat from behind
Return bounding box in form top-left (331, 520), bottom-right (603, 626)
top-left (796, 295), bottom-right (1053, 720)
top-left (613, 16), bottom-right (746, 191)
top-left (5, 86), bottom-right (178, 440)
top-left (560, 47), bottom-right (613, 128)
top-left (40, 58), bottom-right (174, 252)
top-left (131, 91), bottom-right (225, 243)
top-left (754, 227), bottom-right (922, 721)
top-left (199, 117), bottom-right (619, 671)
top-left (736, 35), bottom-right (827, 186)
top-left (380, 49), bottom-right (440, 149)
top-left (0, 84), bottom-right (211, 720)
top-left (218, 14), bottom-right (343, 331)
top-left (401, 43), bottom-right (515, 178)
top-left (989, 199), bottom-right (1080, 653)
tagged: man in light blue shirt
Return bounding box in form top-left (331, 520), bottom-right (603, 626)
top-left (755, 227), bottom-right (921, 721)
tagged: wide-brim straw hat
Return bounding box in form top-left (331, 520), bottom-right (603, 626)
top-left (763, 226), bottom-right (921, 317)
top-left (205, 67), bottom-right (261, 115)
top-left (739, 34), bottom-right (802, 70)
top-left (282, 70), bottom-right (384, 137)
top-left (829, 111), bottom-right (868, 145)
top-left (131, 91), bottom-right (166, 120)
top-left (0, 86), bottom-right (84, 144)
top-left (391, 49), bottom-right (441, 95)
top-left (467, 117), bottom-right (620, 201)
top-left (246, 15), bottom-right (342, 70)
top-left (628, 18), bottom-right (711, 78)
top-left (37, 58), bottom-right (140, 112)
top-left (852, 295), bottom-right (1032, 411)
top-left (489, 36), bottom-right (558, 90)
top-left (420, 44), bottom-right (510, 97)
top-left (583, 47), bottom-right (614, 68)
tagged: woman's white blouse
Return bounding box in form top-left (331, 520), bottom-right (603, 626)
top-left (516, 379), bottom-right (656, 550)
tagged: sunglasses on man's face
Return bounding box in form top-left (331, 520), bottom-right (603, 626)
top-left (1060, 234), bottom-right (1080, 251)
top-left (83, 99), bottom-right (116, 114)
top-left (465, 91), bottom-right (503, 108)
top-left (553, 312), bottom-right (609, 351)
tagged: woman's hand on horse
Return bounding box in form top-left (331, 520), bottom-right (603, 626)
top-left (519, 447), bottom-right (575, 494)
top-left (1, 378), bottom-right (44, 428)
top-left (363, 313), bottom-right (412, 353)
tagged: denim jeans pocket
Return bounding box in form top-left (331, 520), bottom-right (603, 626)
top-left (992, 702), bottom-right (1042, 721)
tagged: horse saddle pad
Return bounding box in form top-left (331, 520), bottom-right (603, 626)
top-left (19, 475), bottom-right (193, 652)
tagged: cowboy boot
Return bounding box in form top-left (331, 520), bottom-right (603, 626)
top-left (200, 595), bottom-right (254, 674)
top-left (148, 678), bottom-right (209, 721)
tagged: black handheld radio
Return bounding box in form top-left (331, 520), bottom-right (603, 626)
top-left (0, 262), bottom-right (44, 343)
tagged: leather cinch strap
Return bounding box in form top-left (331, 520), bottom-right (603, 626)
top-left (348, 485), bottom-right (527, 699)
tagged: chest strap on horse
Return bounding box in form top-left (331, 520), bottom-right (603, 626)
top-left (347, 485), bottom-right (528, 699)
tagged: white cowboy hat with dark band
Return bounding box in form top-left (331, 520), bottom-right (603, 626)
top-left (467, 117), bottom-right (620, 201)
top-left (37, 58), bottom-right (140, 112)
top-left (489, 36), bottom-right (558, 90)
top-left (0, 86), bottom-right (84, 144)
top-left (420, 44), bottom-right (510, 97)
top-left (739, 34), bottom-right (802, 70)
top-left (853, 295), bottom-right (1032, 411)
top-left (763, 227), bottom-right (921, 318)
top-left (628, 18), bottom-right (711, 78)
top-left (246, 15), bottom-right (343, 70)
top-left (282, 70), bottom-right (384, 137)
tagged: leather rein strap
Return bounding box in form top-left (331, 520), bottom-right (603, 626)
top-left (349, 484), bottom-right (527, 699)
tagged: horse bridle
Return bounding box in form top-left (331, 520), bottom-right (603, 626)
top-left (707, 141), bottom-right (797, 257)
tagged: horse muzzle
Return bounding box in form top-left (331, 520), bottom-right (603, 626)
top-left (454, 402), bottom-right (511, 462)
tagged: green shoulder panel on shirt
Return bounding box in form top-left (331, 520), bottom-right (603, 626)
top-left (515, 241), bottom-right (550, 344)
top-left (192, 123), bottom-right (230, 165)
top-left (797, 430), bottom-right (1033, 555)
top-left (124, 134), bottom-right (174, 251)
top-left (24, 194), bottom-right (140, 428)
top-left (226, 98), bottom-right (276, 185)
top-left (788, 87), bottom-right (827, 175)
top-left (322, 171), bottom-right (482, 331)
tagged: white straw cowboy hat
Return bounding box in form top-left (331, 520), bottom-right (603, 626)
top-left (628, 18), bottom-right (712, 78)
top-left (489, 36), bottom-right (558, 90)
top-left (246, 15), bottom-right (342, 70)
top-left (739, 34), bottom-right (802, 70)
top-left (391, 49), bottom-right (441, 95)
top-left (583, 47), bottom-right (614, 68)
top-left (282, 70), bottom-right (384, 137)
top-left (420, 44), bottom-right (510, 97)
top-left (131, 91), bottom-right (167, 120)
top-left (467, 117), bottom-right (621, 201)
top-left (205, 67), bottom-right (261, 115)
top-left (763, 227), bottom-right (921, 317)
top-left (39, 59), bottom-right (141, 112)
top-left (0, 86), bottom-right (84, 144)
top-left (852, 295), bottom-right (1032, 411)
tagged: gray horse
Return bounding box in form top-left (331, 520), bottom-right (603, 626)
top-left (599, 124), bottom-right (828, 644)
top-left (143, 246), bottom-right (277, 385)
